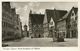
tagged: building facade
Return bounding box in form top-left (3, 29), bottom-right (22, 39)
top-left (2, 2), bottom-right (22, 40)
top-left (28, 7), bottom-right (78, 38)
top-left (56, 18), bottom-right (67, 38)
top-left (66, 7), bottom-right (78, 38)
top-left (2, 2), bottom-right (15, 40)
top-left (29, 11), bottom-right (44, 38)
top-left (56, 7), bottom-right (78, 38)
top-left (43, 10), bottom-right (49, 37)
top-left (43, 9), bottom-right (67, 38)
top-left (14, 14), bottom-right (22, 38)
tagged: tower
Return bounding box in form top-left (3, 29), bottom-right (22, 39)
top-left (23, 24), bottom-right (29, 37)
top-left (24, 24), bottom-right (27, 31)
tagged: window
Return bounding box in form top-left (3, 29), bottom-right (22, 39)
top-left (63, 32), bottom-right (65, 36)
top-left (68, 25), bottom-right (71, 28)
top-left (72, 13), bottom-right (74, 16)
top-left (75, 17), bottom-right (77, 20)
top-left (16, 27), bottom-right (19, 30)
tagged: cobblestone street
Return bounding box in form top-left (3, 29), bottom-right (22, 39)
top-left (3, 37), bottom-right (78, 47)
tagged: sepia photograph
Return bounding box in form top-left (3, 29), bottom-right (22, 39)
top-left (2, 2), bottom-right (78, 47)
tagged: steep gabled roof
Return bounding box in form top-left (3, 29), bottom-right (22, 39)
top-left (45, 9), bottom-right (67, 23)
top-left (55, 10), bottom-right (67, 19)
top-left (73, 7), bottom-right (78, 14)
top-left (46, 9), bottom-right (54, 23)
top-left (69, 7), bottom-right (78, 17)
top-left (67, 7), bottom-right (78, 20)
top-left (30, 14), bottom-right (44, 24)
top-left (57, 11), bottom-right (70, 22)
top-left (57, 7), bottom-right (78, 22)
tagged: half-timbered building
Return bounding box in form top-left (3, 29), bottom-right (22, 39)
top-left (29, 11), bottom-right (44, 38)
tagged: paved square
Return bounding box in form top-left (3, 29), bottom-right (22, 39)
top-left (3, 37), bottom-right (78, 47)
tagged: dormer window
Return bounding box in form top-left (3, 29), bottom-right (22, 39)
top-left (71, 10), bottom-right (75, 20)
top-left (71, 10), bottom-right (75, 16)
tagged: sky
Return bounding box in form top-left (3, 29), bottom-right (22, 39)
top-left (10, 2), bottom-right (78, 30)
